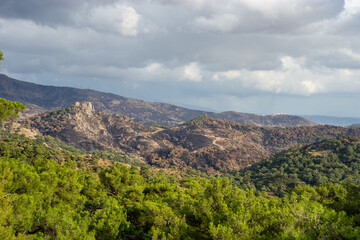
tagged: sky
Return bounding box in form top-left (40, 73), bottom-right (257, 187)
top-left (1, 0), bottom-right (360, 117)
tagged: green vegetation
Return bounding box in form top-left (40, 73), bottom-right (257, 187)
top-left (228, 137), bottom-right (360, 196)
top-left (0, 98), bottom-right (25, 126)
top-left (48, 106), bottom-right (73, 117)
top-left (36, 134), bottom-right (145, 167)
top-left (0, 50), bottom-right (3, 63)
top-left (181, 115), bottom-right (209, 126)
top-left (0, 130), bottom-right (359, 239)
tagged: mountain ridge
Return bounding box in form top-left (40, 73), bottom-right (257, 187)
top-left (0, 74), bottom-right (315, 127)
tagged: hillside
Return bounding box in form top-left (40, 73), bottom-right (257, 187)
top-left (24, 102), bottom-right (360, 174)
top-left (25, 102), bottom-right (160, 153)
top-left (229, 136), bottom-right (360, 196)
top-left (1, 129), bottom-right (359, 239)
top-left (0, 74), bottom-right (314, 127)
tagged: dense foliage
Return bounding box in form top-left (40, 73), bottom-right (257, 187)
top-left (0, 131), bottom-right (360, 239)
top-left (229, 137), bottom-right (360, 196)
top-left (0, 98), bottom-right (25, 125)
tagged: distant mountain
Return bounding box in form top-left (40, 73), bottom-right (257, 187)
top-left (0, 74), bottom-right (314, 127)
top-left (25, 102), bottom-right (360, 174)
top-left (302, 115), bottom-right (360, 126)
top-left (210, 111), bottom-right (315, 127)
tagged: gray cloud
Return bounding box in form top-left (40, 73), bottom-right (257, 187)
top-left (0, 0), bottom-right (122, 25)
top-left (1, 0), bottom-right (360, 117)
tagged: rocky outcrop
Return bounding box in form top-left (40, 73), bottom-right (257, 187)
top-left (25, 102), bottom-right (159, 152)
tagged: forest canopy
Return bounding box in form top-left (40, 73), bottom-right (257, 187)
top-left (227, 137), bottom-right (360, 197)
top-left (0, 130), bottom-right (360, 239)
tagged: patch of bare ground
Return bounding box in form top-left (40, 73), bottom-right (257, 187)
top-left (309, 150), bottom-right (331, 157)
top-left (98, 158), bottom-right (114, 167)
top-left (10, 123), bottom-right (39, 139)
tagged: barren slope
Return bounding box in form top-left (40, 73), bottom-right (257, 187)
top-left (25, 102), bottom-right (360, 173)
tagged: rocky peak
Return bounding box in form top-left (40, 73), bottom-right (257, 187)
top-left (74, 102), bottom-right (95, 115)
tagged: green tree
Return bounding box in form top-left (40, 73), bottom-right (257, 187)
top-left (0, 50), bottom-right (3, 63)
top-left (0, 98), bottom-right (26, 125)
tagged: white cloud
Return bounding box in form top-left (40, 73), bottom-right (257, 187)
top-left (183, 62), bottom-right (202, 82)
top-left (144, 62), bottom-right (162, 72)
top-left (213, 70), bottom-right (242, 81)
top-left (344, 0), bottom-right (360, 15)
top-left (210, 55), bottom-right (360, 96)
top-left (302, 80), bottom-right (322, 94)
top-left (89, 4), bottom-right (140, 36)
top-left (281, 56), bottom-right (304, 71)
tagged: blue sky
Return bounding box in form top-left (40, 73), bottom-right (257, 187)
top-left (1, 0), bottom-right (360, 117)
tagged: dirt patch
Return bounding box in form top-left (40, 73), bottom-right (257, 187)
top-left (98, 158), bottom-right (114, 167)
top-left (309, 150), bottom-right (331, 157)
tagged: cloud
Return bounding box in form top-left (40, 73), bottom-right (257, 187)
top-left (155, 0), bottom-right (344, 34)
top-left (155, 0), bottom-right (206, 9)
top-left (2, 0), bottom-right (360, 117)
top-left (0, 0), bottom-right (89, 26)
top-left (319, 0), bottom-right (360, 35)
top-left (338, 48), bottom-right (360, 61)
top-left (213, 70), bottom-right (242, 81)
top-left (281, 56), bottom-right (304, 71)
top-left (211, 56), bottom-right (360, 96)
top-left (344, 0), bottom-right (360, 15)
top-left (88, 4), bottom-right (140, 36)
top-left (183, 62), bottom-right (202, 82)
top-left (0, 1), bottom-right (144, 36)
top-left (194, 14), bottom-right (240, 32)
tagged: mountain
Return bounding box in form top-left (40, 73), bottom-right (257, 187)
top-left (0, 74), bottom-right (315, 127)
top-left (24, 102), bottom-right (360, 174)
top-left (210, 111), bottom-right (315, 127)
